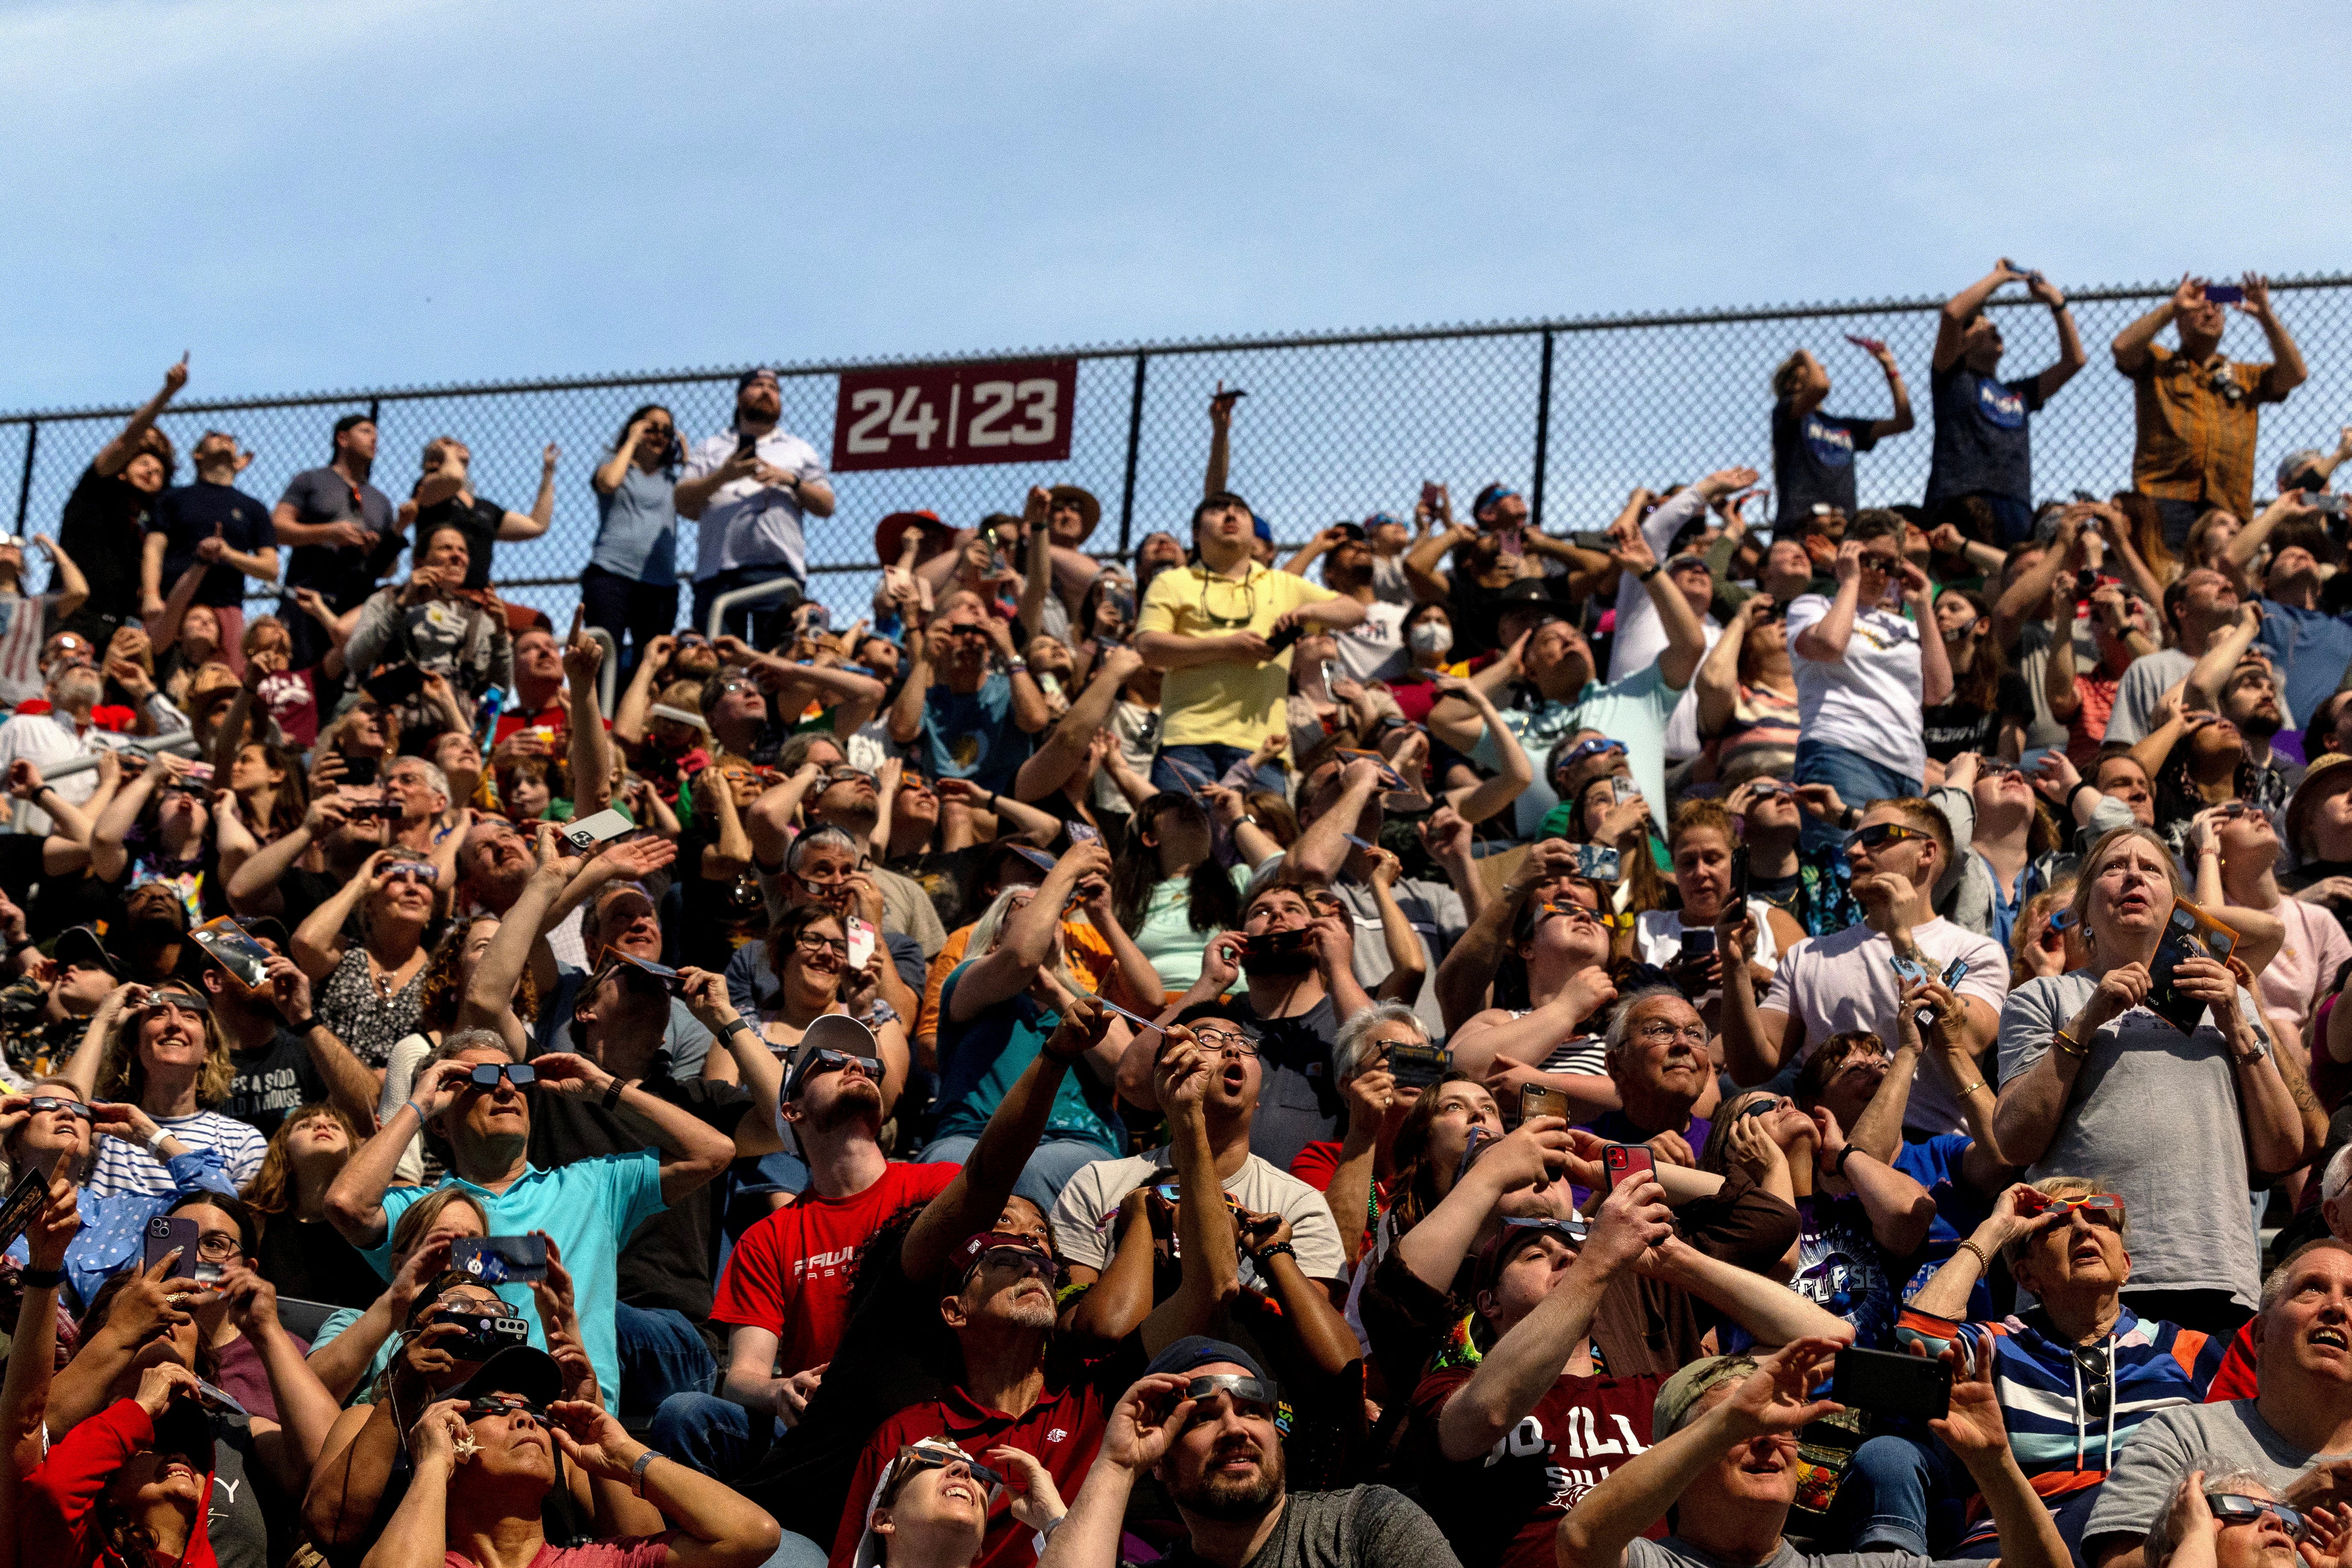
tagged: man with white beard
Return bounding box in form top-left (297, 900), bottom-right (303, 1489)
top-left (0, 629), bottom-right (187, 833)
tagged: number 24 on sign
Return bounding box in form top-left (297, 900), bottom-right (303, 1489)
top-left (829, 358), bottom-right (1078, 471)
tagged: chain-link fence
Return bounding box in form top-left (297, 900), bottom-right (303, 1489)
top-left (8, 273), bottom-right (2352, 630)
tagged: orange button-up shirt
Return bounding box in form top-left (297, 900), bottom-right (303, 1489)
top-left (2129, 342), bottom-right (2282, 522)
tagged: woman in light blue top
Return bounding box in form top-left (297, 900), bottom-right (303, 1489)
top-left (585, 403), bottom-right (682, 681)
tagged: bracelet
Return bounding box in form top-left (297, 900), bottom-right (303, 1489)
top-left (2065, 781), bottom-right (2094, 815)
top-left (984, 793), bottom-right (1000, 811)
top-left (630, 1448), bottom-right (662, 1495)
top-left (723, 1017), bottom-right (756, 1041)
top-left (602, 1078), bottom-right (637, 1112)
top-left (1955, 1239), bottom-right (1993, 1274)
top-left (1637, 563), bottom-right (1662, 582)
top-left (1831, 1145), bottom-right (1860, 1179)
top-left (1006, 659), bottom-right (1030, 673)
top-left (145, 1127), bottom-right (174, 1157)
top-left (284, 1014), bottom-right (318, 1034)
top-left (19, 1264), bottom-right (63, 1288)
top-left (1255, 1241), bottom-right (1297, 1265)
top-left (2052, 1028), bottom-right (2089, 1061)
top-left (1955, 1080), bottom-right (1989, 1098)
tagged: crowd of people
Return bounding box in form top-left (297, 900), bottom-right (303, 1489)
top-left (8, 264), bottom-right (2352, 1568)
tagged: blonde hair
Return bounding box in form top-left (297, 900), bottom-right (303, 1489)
top-left (970, 885), bottom-right (1087, 999)
top-left (2068, 825), bottom-right (2190, 944)
top-left (96, 990), bottom-right (235, 1108)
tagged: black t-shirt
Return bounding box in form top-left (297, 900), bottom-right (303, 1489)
top-left (676, 819), bottom-right (768, 972)
top-left (151, 481), bottom-right (275, 607)
top-left (888, 843), bottom-right (1001, 933)
top-left (1921, 670), bottom-right (2035, 763)
top-left (1771, 397), bottom-right (1880, 526)
top-left (56, 464), bottom-right (153, 632)
top-left (523, 1049), bottom-right (752, 1326)
top-left (256, 1212), bottom-right (383, 1311)
top-left (1237, 992), bottom-right (1343, 1172)
top-left (413, 494), bottom-right (507, 590)
top-left (277, 467), bottom-right (401, 608)
top-left (1448, 573), bottom-right (1578, 661)
top-left (1926, 363), bottom-right (2045, 507)
top-left (223, 1028), bottom-right (328, 1138)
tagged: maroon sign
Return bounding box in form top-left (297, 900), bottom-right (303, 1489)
top-left (830, 357), bottom-right (1078, 471)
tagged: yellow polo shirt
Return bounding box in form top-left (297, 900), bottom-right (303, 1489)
top-left (1138, 561), bottom-right (1335, 750)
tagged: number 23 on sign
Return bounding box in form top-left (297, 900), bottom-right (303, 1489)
top-left (830, 358), bottom-right (1078, 471)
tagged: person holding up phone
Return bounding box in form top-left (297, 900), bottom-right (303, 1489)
top-left (677, 366), bottom-right (836, 647)
top-left (341, 521), bottom-right (513, 741)
top-left (1927, 260), bottom-right (2088, 547)
top-left (2113, 274), bottom-right (2307, 549)
top-left (1553, 1336), bottom-right (2068, 1568)
top-left (1768, 335), bottom-right (1915, 533)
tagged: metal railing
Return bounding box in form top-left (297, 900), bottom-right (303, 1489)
top-left (9, 273), bottom-right (2352, 630)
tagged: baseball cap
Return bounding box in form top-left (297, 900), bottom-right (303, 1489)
top-left (784, 1016), bottom-right (882, 1101)
top-left (1363, 511), bottom-right (1403, 532)
top-left (736, 366), bottom-right (781, 392)
top-left (1471, 1216), bottom-right (1592, 1297)
top-left (1143, 1335), bottom-right (1269, 1382)
top-left (1496, 579), bottom-right (1557, 605)
top-left (451, 1344), bottom-right (564, 1410)
top-left (1650, 1354), bottom-right (1760, 1443)
top-left (52, 925), bottom-right (118, 977)
top-left (2279, 451), bottom-right (2331, 493)
top-left (1474, 484), bottom-right (1522, 517)
top-left (1253, 513), bottom-right (1274, 543)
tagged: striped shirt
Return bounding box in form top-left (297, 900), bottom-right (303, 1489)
top-left (86, 1110), bottom-right (269, 1199)
top-left (0, 591), bottom-right (59, 709)
top-left (1899, 1302), bottom-right (2222, 1547)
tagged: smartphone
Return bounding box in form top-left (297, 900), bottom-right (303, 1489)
top-left (341, 755), bottom-right (378, 788)
top-left (439, 1310), bottom-right (534, 1361)
top-left (1602, 1143), bottom-right (1657, 1193)
top-left (1065, 820), bottom-right (1102, 845)
top-left (2146, 898), bottom-right (2243, 1035)
top-left (846, 916), bottom-right (877, 972)
top-left (734, 430), bottom-right (760, 460)
top-left (1420, 481), bottom-right (1442, 514)
top-left (0, 1166), bottom-right (49, 1258)
top-left (1832, 1346), bottom-right (1953, 1421)
top-left (1387, 1042), bottom-right (1451, 1090)
top-left (1682, 928), bottom-right (1717, 959)
top-left (1607, 775), bottom-right (1636, 806)
top-left (1264, 621), bottom-right (1305, 656)
top-left (1520, 1083), bottom-right (1572, 1123)
top-left (2205, 283), bottom-right (2245, 304)
top-left (1729, 845), bottom-right (1750, 905)
top-left (1914, 957), bottom-right (1973, 1029)
top-left (1575, 844), bottom-right (1621, 881)
top-left (452, 1234), bottom-right (550, 1285)
top-left (1316, 659), bottom-right (1341, 694)
top-left (184, 762), bottom-right (215, 786)
top-left (143, 1214), bottom-right (201, 1277)
top-left (2071, 489), bottom-right (2101, 505)
top-left (363, 663), bottom-right (428, 706)
top-left (563, 808), bottom-right (638, 855)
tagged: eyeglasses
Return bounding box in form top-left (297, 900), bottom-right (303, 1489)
top-left (2204, 1496), bottom-right (2309, 1542)
top-left (25, 1096), bottom-right (94, 1122)
top-left (463, 1062), bottom-right (537, 1091)
top-left (1538, 901), bottom-right (1603, 927)
top-left (1501, 1215), bottom-right (1591, 1248)
top-left (821, 765), bottom-right (875, 788)
top-left (1179, 1373), bottom-right (1284, 1429)
top-left (1189, 1028), bottom-right (1259, 1058)
top-left (384, 862), bottom-right (438, 885)
top-left (709, 677), bottom-right (759, 699)
top-left (135, 992), bottom-right (211, 1023)
top-left (1562, 738), bottom-right (1628, 766)
top-left (674, 634), bottom-right (712, 650)
top-left (2016, 1190), bottom-right (2127, 1228)
top-left (787, 1046), bottom-right (879, 1099)
top-left (889, 1441), bottom-right (1006, 1496)
top-left (794, 932), bottom-right (851, 958)
top-left (1633, 1019), bottom-right (1710, 1048)
top-left (1196, 574), bottom-right (1257, 631)
top-left (1842, 822), bottom-right (1927, 856)
top-left (192, 1229), bottom-right (243, 1261)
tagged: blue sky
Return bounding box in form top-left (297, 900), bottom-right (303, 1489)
top-left (6, 0), bottom-right (2350, 413)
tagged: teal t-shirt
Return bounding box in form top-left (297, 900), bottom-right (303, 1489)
top-left (1131, 864), bottom-right (1251, 994)
top-left (359, 1152), bottom-right (666, 1409)
top-left (934, 961), bottom-right (1123, 1152)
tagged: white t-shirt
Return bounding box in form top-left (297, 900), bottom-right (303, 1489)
top-left (1607, 487), bottom-right (1709, 683)
top-left (1660, 620), bottom-right (1723, 763)
top-left (1634, 901), bottom-right (1783, 976)
top-left (1330, 597), bottom-right (1408, 685)
top-left (1051, 1146), bottom-right (1349, 1284)
top-left (1785, 592), bottom-right (1927, 780)
top-left (680, 428), bottom-right (830, 582)
top-left (1759, 916), bottom-right (2009, 1135)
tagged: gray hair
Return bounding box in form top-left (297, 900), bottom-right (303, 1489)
top-left (787, 824), bottom-right (860, 874)
top-left (2146, 1462), bottom-right (2273, 1567)
top-left (969, 885), bottom-right (1084, 998)
top-left (388, 756), bottom-right (451, 801)
top-left (1333, 1003), bottom-right (1426, 1081)
top-left (425, 1028), bottom-right (518, 1073)
top-left (1602, 985), bottom-right (1687, 1066)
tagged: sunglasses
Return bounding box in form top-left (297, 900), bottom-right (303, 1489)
top-left (1562, 738), bottom-right (1628, 766)
top-left (464, 1062), bottom-right (538, 1091)
top-left (600, 953), bottom-right (683, 994)
top-left (1501, 1214), bottom-right (1591, 1247)
top-left (891, 1442), bottom-right (1006, 1493)
top-left (1538, 901), bottom-right (1603, 926)
top-left (821, 765), bottom-right (876, 787)
top-left (461, 1394), bottom-right (547, 1422)
top-left (675, 635), bottom-right (712, 650)
top-left (1179, 1373), bottom-right (1285, 1429)
top-left (2205, 1496), bottom-right (2309, 1542)
top-left (24, 1096), bottom-right (94, 1122)
top-left (2015, 1190), bottom-right (2126, 1226)
top-left (963, 1243), bottom-right (1056, 1285)
top-left (383, 862), bottom-right (439, 886)
top-left (1842, 822), bottom-right (1926, 855)
top-left (786, 1048), bottom-right (881, 1100)
top-left (134, 992), bottom-right (211, 1022)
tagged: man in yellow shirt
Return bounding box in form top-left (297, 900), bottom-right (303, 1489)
top-left (1136, 490), bottom-right (1368, 794)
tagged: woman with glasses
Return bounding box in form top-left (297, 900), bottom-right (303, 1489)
top-left (1933, 753), bottom-right (2072, 948)
top-left (1994, 825), bottom-right (2296, 1335)
top-left (301, 1186), bottom-right (488, 1403)
top-left (1633, 799), bottom-right (1802, 1025)
top-left (62, 981), bottom-right (267, 1199)
top-left (293, 847), bottom-right (441, 1071)
top-left (1696, 591), bottom-right (1803, 788)
top-left (154, 1192), bottom-right (299, 1417)
top-left (587, 404), bottom-right (683, 682)
top-left (853, 1437), bottom-right (1068, 1568)
top-left (703, 905), bottom-right (908, 1108)
top-left (1891, 1178), bottom-right (2227, 1565)
top-left (1448, 886), bottom-right (1623, 1103)
top-left (240, 1101), bottom-right (382, 1310)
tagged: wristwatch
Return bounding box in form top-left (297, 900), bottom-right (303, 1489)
top-left (602, 1078), bottom-right (637, 1111)
top-left (1006, 659), bottom-right (1030, 674)
top-left (1637, 563), bottom-right (1662, 582)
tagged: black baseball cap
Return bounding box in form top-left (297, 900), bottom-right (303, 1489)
top-left (52, 926), bottom-right (118, 977)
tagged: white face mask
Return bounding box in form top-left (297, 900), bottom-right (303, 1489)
top-left (1409, 623), bottom-right (1453, 656)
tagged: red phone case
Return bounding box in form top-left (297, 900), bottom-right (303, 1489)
top-left (1603, 1143), bottom-right (1657, 1192)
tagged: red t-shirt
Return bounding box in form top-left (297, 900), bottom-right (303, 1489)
top-left (1409, 1366), bottom-right (1665, 1568)
top-left (829, 1342), bottom-right (1145, 1568)
top-left (495, 701), bottom-right (569, 747)
top-left (2207, 1318), bottom-right (2260, 1403)
top-left (709, 1161), bottom-right (959, 1378)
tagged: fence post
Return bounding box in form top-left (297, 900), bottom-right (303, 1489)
top-left (1117, 351), bottom-right (1148, 559)
top-left (368, 398), bottom-right (381, 425)
top-left (14, 419), bottom-right (36, 533)
top-left (1531, 330), bottom-right (1554, 531)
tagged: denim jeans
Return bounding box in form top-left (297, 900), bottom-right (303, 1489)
top-left (651, 1391), bottom-right (780, 1483)
top-left (1794, 738), bottom-right (1922, 857)
top-left (1844, 1431), bottom-right (1967, 1556)
top-left (916, 1131), bottom-right (1115, 1212)
top-left (614, 1303), bottom-right (719, 1427)
top-left (1153, 742), bottom-right (1286, 799)
top-left (690, 565), bottom-right (801, 647)
top-left (582, 565), bottom-right (681, 687)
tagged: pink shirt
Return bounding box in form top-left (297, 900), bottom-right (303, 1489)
top-left (2257, 897), bottom-right (2352, 1035)
top-left (449, 1537), bottom-right (675, 1568)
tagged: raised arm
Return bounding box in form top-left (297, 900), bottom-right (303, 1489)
top-left (1794, 541), bottom-right (1868, 664)
top-left (2186, 600), bottom-right (2264, 710)
top-left (1696, 595), bottom-right (1757, 738)
top-left (1935, 262), bottom-right (2026, 373)
top-left (1203, 386), bottom-right (1237, 498)
top-left (563, 610), bottom-right (615, 819)
top-left (1015, 648), bottom-right (1144, 801)
top-left (2224, 490), bottom-right (2315, 575)
top-left (2242, 275), bottom-right (2309, 401)
top-left (2026, 272), bottom-right (2088, 401)
top-left (93, 356), bottom-right (187, 477)
top-left (1404, 521), bottom-right (1468, 603)
top-left (1864, 341), bottom-right (1915, 440)
top-left (1430, 675), bottom-right (1533, 825)
top-left (492, 444), bottom-right (558, 541)
top-left (2113, 276), bottom-right (2198, 376)
top-left (292, 849), bottom-right (387, 981)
